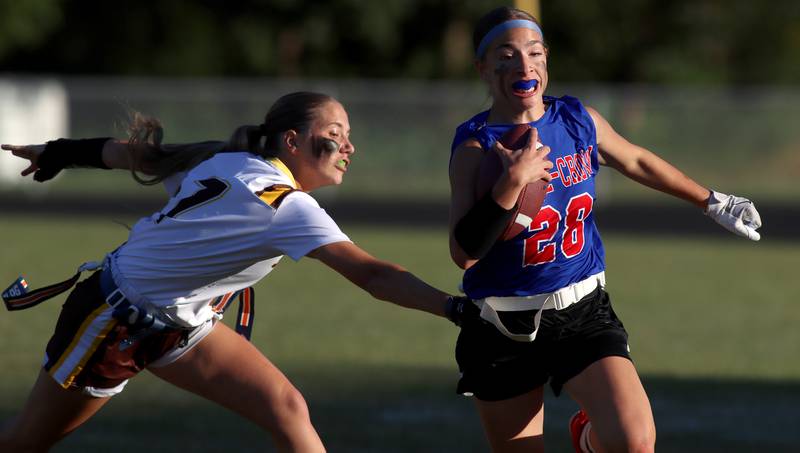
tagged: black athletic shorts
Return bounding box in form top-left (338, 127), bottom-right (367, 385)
top-left (455, 287), bottom-right (631, 401)
top-left (43, 271), bottom-right (195, 397)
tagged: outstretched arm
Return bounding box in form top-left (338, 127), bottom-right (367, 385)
top-left (102, 140), bottom-right (153, 170)
top-left (308, 241), bottom-right (462, 320)
top-left (588, 106), bottom-right (761, 240)
top-left (588, 107), bottom-right (711, 208)
top-left (1, 143), bottom-right (46, 177)
top-left (1, 139), bottom-right (159, 181)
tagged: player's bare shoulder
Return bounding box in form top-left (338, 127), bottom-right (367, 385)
top-left (452, 137), bottom-right (484, 162)
top-left (449, 137), bottom-right (485, 181)
top-left (583, 105), bottom-right (612, 144)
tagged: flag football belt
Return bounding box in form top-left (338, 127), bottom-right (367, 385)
top-left (2, 262), bottom-right (256, 342)
top-left (475, 271), bottom-right (606, 342)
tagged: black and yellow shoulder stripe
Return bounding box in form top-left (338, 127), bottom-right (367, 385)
top-left (256, 184), bottom-right (297, 208)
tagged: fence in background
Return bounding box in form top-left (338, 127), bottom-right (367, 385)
top-left (1, 77), bottom-right (797, 204)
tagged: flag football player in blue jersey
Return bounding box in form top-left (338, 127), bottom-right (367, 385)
top-left (1, 92), bottom-right (476, 452)
top-left (447, 7), bottom-right (762, 453)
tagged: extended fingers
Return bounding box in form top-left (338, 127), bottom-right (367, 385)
top-left (527, 142), bottom-right (553, 181)
top-left (529, 127), bottom-right (539, 146)
top-left (1, 144), bottom-right (27, 152)
top-left (525, 128), bottom-right (543, 151)
top-left (21, 164), bottom-right (37, 176)
top-left (2, 144), bottom-right (33, 158)
top-left (536, 144), bottom-right (551, 158)
top-left (2, 144), bottom-right (22, 157)
top-left (541, 159), bottom-right (554, 181)
top-left (2, 144), bottom-right (41, 177)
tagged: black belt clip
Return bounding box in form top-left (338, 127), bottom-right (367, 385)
top-left (114, 303), bottom-right (170, 351)
top-left (101, 269), bottom-right (170, 351)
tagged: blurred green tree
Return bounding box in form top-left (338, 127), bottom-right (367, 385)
top-left (545, 0), bottom-right (800, 84)
top-left (0, 0), bottom-right (63, 61)
top-left (0, 0), bottom-right (797, 84)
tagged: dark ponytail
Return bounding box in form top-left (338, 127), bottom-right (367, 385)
top-left (125, 112), bottom-right (225, 186)
top-left (227, 124), bottom-right (267, 157)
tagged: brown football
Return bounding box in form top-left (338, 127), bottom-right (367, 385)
top-left (476, 124), bottom-right (549, 241)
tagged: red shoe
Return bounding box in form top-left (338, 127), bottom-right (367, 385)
top-left (569, 409), bottom-right (592, 453)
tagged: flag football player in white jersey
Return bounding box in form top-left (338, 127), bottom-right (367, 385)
top-left (0, 91), bottom-right (476, 452)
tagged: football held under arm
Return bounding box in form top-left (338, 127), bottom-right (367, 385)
top-left (449, 140), bottom-right (521, 266)
top-left (449, 131), bottom-right (552, 265)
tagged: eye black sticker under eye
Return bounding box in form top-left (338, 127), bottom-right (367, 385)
top-left (494, 62), bottom-right (511, 75)
top-left (312, 136), bottom-right (340, 156)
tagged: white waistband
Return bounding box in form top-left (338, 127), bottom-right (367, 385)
top-left (480, 271), bottom-right (605, 312)
top-left (475, 272), bottom-right (606, 342)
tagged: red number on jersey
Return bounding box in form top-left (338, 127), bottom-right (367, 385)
top-left (523, 192), bottom-right (593, 266)
top-left (561, 193), bottom-right (593, 258)
top-left (523, 206), bottom-right (561, 265)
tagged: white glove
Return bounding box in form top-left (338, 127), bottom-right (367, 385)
top-left (705, 190), bottom-right (762, 241)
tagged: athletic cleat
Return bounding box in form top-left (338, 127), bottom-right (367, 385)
top-left (569, 409), bottom-right (592, 453)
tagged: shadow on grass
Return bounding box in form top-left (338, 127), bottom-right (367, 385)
top-left (3, 366), bottom-right (797, 453)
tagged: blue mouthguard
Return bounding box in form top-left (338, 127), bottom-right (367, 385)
top-left (512, 79), bottom-right (539, 91)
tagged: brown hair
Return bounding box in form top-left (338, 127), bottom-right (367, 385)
top-left (472, 7), bottom-right (543, 60)
top-left (126, 91), bottom-right (336, 185)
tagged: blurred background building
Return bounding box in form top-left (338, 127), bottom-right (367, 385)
top-left (1, 0), bottom-right (797, 222)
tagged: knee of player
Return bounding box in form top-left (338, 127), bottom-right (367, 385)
top-left (625, 436), bottom-right (656, 453)
top-left (636, 418), bottom-right (656, 453)
top-left (271, 384), bottom-right (312, 425)
top-left (606, 424), bottom-right (656, 453)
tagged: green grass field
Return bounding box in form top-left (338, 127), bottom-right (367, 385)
top-left (1, 216), bottom-right (799, 452)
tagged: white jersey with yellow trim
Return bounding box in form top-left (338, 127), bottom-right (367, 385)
top-left (108, 151), bottom-right (350, 327)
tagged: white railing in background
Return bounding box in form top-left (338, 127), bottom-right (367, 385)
top-left (1, 77), bottom-right (797, 202)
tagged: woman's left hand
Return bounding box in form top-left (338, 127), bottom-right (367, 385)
top-left (1, 143), bottom-right (45, 177)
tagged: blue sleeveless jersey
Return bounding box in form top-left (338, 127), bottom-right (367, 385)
top-left (450, 96), bottom-right (605, 298)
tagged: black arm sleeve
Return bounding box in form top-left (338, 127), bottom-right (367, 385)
top-left (453, 193), bottom-right (515, 259)
top-left (34, 137), bottom-right (113, 182)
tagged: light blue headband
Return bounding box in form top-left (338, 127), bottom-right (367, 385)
top-left (476, 19), bottom-right (544, 59)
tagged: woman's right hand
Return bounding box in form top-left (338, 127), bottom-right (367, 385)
top-left (1, 143), bottom-right (45, 177)
top-left (491, 127), bottom-right (553, 209)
